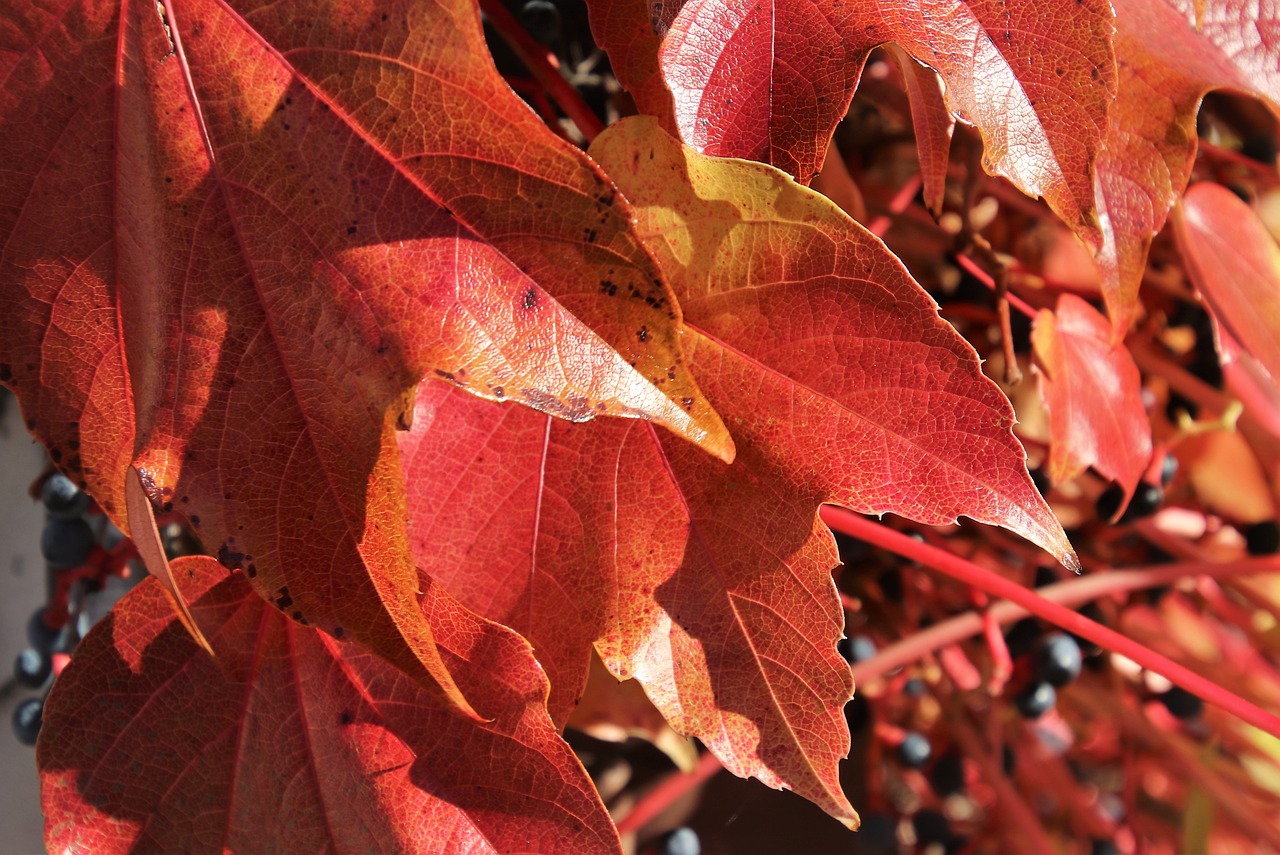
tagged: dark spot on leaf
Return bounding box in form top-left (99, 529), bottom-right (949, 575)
top-left (637, 326), bottom-right (648, 342)
top-left (292, 611), bottom-right (307, 624)
top-left (333, 626), bottom-right (344, 638)
top-left (584, 228), bottom-right (597, 243)
top-left (600, 279), bottom-right (618, 296)
top-left (347, 225), bottom-right (357, 235)
top-left (681, 397), bottom-right (695, 409)
top-left (50, 448), bottom-right (62, 463)
top-left (189, 514), bottom-right (201, 528)
top-left (435, 369), bottom-right (456, 383)
top-left (494, 386), bottom-right (504, 398)
top-left (340, 711), bottom-right (353, 725)
top-left (521, 287), bottom-right (538, 310)
top-left (161, 501), bottom-right (173, 513)
top-left (217, 542), bottom-right (245, 570)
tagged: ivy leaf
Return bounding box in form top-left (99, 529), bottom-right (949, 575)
top-left (1092, 0), bottom-right (1280, 335)
top-left (1174, 183), bottom-right (1280, 386)
top-left (0, 0), bottom-right (731, 715)
top-left (588, 0), bottom-right (1115, 242)
top-left (402, 117), bottom-right (1075, 826)
top-left (39, 557), bottom-right (622, 855)
top-left (1032, 294), bottom-right (1152, 503)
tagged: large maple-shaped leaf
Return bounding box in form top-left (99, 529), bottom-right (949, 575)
top-left (1174, 183), bottom-right (1280, 386)
top-left (39, 556), bottom-right (622, 855)
top-left (0, 0), bottom-right (732, 713)
top-left (1092, 0), bottom-right (1280, 335)
top-left (401, 117), bottom-right (1075, 826)
top-left (1032, 294), bottom-right (1152, 503)
top-left (588, 0), bottom-right (1114, 242)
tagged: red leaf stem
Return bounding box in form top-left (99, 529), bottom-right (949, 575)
top-left (944, 699), bottom-right (1058, 855)
top-left (821, 506), bottom-right (1280, 739)
top-left (1069, 684), bottom-right (1280, 851)
top-left (954, 253), bottom-right (1038, 319)
top-left (614, 750), bottom-right (723, 835)
top-left (478, 0), bottom-right (605, 142)
top-left (866, 173), bottom-right (923, 239)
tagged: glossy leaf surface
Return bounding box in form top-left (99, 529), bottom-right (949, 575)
top-left (589, 0), bottom-right (1114, 242)
top-left (39, 557), bottom-right (622, 855)
top-left (1174, 183), bottom-right (1280, 386)
top-left (1092, 0), bottom-right (1280, 335)
top-left (1032, 294), bottom-right (1152, 502)
top-left (0, 0), bottom-right (732, 713)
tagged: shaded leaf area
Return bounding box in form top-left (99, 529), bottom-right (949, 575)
top-left (1174, 183), bottom-right (1280, 386)
top-left (589, 0), bottom-right (1114, 242)
top-left (0, 0), bottom-right (733, 713)
top-left (1032, 294), bottom-right (1152, 504)
top-left (1093, 0), bottom-right (1280, 335)
top-left (401, 117), bottom-right (1075, 827)
top-left (38, 557), bottom-right (622, 855)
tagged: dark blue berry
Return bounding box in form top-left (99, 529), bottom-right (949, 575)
top-left (838, 634), bottom-right (877, 664)
top-left (1004, 617), bottom-right (1041, 659)
top-left (897, 731), bottom-right (931, 768)
top-left (1015, 681), bottom-right (1056, 719)
top-left (659, 827), bottom-right (700, 855)
top-left (519, 0), bottom-right (561, 43)
top-left (1159, 686), bottom-right (1203, 720)
top-left (12, 697), bottom-right (43, 746)
top-left (1034, 632), bottom-right (1082, 687)
top-left (931, 752), bottom-right (966, 795)
top-left (41, 473), bottom-right (90, 518)
top-left (913, 809), bottom-right (950, 846)
top-left (27, 607), bottom-right (62, 653)
top-left (1120, 482), bottom-right (1163, 522)
top-left (859, 812), bottom-right (897, 854)
top-left (41, 516), bottom-right (95, 568)
top-left (1245, 520), bottom-right (1280, 556)
top-left (1095, 483), bottom-right (1125, 521)
top-left (14, 648), bottom-right (50, 688)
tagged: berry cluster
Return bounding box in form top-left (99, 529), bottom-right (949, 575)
top-left (10, 473), bottom-right (134, 747)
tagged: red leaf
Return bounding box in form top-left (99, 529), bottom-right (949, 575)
top-left (1092, 0), bottom-right (1280, 335)
top-left (589, 0), bottom-right (1115, 241)
top-left (0, 0), bottom-right (732, 714)
top-left (38, 557), bottom-right (622, 855)
top-left (1031, 294), bottom-right (1153, 502)
top-left (402, 117), bottom-right (1075, 826)
top-left (1174, 183), bottom-right (1280, 386)
top-left (887, 46), bottom-right (954, 218)
top-left (399, 382), bottom-right (620, 726)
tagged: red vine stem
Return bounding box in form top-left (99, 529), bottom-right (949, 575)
top-left (954, 252), bottom-right (1039, 319)
top-left (615, 750), bottom-right (722, 835)
top-left (820, 506), bottom-right (1280, 739)
top-left (866, 173), bottom-right (923, 239)
top-left (477, 0), bottom-right (605, 143)
top-left (944, 702), bottom-right (1057, 855)
top-left (848, 552), bottom-right (1280, 683)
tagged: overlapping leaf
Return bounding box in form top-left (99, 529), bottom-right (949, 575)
top-left (39, 557), bottom-right (622, 855)
top-left (0, 0), bottom-right (733, 713)
top-left (588, 0), bottom-right (1114, 242)
top-left (1092, 0), bottom-right (1280, 335)
top-left (1174, 183), bottom-right (1280, 386)
top-left (401, 117), bottom-right (1076, 826)
top-left (1032, 294), bottom-right (1152, 503)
